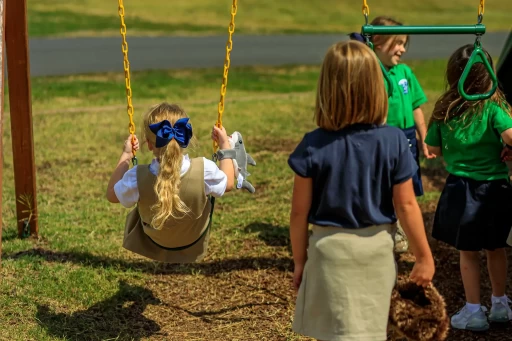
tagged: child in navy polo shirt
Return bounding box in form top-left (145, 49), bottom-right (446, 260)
top-left (288, 40), bottom-right (435, 341)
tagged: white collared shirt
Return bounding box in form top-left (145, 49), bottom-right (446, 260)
top-left (113, 154), bottom-right (227, 208)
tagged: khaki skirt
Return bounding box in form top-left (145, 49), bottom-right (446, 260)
top-left (292, 224), bottom-right (397, 341)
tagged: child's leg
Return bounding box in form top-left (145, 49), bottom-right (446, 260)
top-left (486, 248), bottom-right (507, 297)
top-left (460, 251), bottom-right (481, 304)
top-left (486, 248), bottom-right (512, 322)
top-left (451, 250), bottom-right (489, 331)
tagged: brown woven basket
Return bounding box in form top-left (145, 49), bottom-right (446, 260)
top-left (388, 279), bottom-right (450, 341)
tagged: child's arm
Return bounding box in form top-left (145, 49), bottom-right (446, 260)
top-left (289, 174), bottom-right (313, 290)
top-left (414, 107), bottom-right (436, 159)
top-left (501, 128), bottom-right (512, 147)
top-left (393, 179), bottom-right (435, 287)
top-left (424, 120), bottom-right (442, 157)
top-left (499, 129), bottom-right (512, 162)
top-left (106, 135), bottom-right (139, 203)
top-left (212, 126), bottom-right (235, 192)
top-left (426, 145), bottom-right (442, 156)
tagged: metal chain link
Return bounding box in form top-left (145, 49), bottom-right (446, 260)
top-left (477, 0), bottom-right (485, 24)
top-left (362, 0), bottom-right (370, 24)
top-left (118, 0), bottom-right (137, 165)
top-left (213, 0), bottom-right (238, 153)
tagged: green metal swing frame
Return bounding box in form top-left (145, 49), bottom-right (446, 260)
top-left (360, 12), bottom-right (497, 101)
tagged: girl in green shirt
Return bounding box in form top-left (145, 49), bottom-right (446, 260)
top-left (368, 16), bottom-right (436, 194)
top-left (425, 44), bottom-right (512, 332)
top-left (354, 16), bottom-right (436, 253)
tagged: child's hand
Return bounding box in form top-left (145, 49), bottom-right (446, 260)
top-left (123, 134), bottom-right (139, 156)
top-left (293, 264), bottom-right (304, 291)
top-left (422, 143), bottom-right (436, 159)
top-left (501, 146), bottom-right (512, 162)
top-left (410, 258), bottom-right (435, 287)
top-left (211, 125), bottom-right (230, 149)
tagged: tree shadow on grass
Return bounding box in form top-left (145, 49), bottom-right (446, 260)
top-left (6, 248), bottom-right (293, 275)
top-left (36, 281), bottom-right (161, 341)
top-left (243, 222), bottom-right (290, 247)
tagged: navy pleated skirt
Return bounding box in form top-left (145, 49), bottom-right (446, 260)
top-left (401, 126), bottom-right (423, 197)
top-left (432, 174), bottom-right (512, 251)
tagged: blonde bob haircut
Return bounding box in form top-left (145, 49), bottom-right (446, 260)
top-left (315, 41), bottom-right (388, 131)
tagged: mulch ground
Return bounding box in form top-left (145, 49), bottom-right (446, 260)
top-left (393, 170), bottom-right (512, 341)
top-left (32, 170), bottom-right (512, 340)
top-left (390, 206), bottom-right (512, 341)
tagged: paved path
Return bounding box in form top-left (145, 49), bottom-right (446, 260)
top-left (29, 33), bottom-right (509, 77)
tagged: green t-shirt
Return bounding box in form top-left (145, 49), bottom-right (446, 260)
top-left (425, 102), bottom-right (512, 181)
top-left (386, 64), bottom-right (428, 129)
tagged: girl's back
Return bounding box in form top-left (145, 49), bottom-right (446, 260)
top-left (426, 44), bottom-right (512, 182)
top-left (425, 44), bottom-right (512, 332)
top-left (428, 102), bottom-right (511, 180)
top-left (289, 123), bottom-right (415, 228)
top-left (288, 41), bottom-right (434, 341)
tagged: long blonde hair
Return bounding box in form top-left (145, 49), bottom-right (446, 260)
top-left (142, 102), bottom-right (191, 229)
top-left (315, 40), bottom-right (388, 130)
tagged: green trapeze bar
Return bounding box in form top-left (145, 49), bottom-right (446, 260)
top-left (361, 24), bottom-right (486, 36)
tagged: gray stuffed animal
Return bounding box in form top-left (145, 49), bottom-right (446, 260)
top-left (228, 131), bottom-right (256, 193)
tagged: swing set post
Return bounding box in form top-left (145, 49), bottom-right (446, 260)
top-left (5, 0), bottom-right (38, 240)
top-left (0, 0), bottom-right (4, 265)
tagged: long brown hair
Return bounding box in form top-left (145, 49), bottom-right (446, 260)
top-left (314, 41), bottom-right (388, 130)
top-left (142, 102), bottom-right (191, 229)
top-left (429, 44), bottom-right (510, 127)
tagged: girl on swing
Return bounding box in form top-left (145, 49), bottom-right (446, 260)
top-left (106, 102), bottom-right (235, 263)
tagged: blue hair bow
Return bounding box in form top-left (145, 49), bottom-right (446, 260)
top-left (348, 32), bottom-right (366, 43)
top-left (149, 118), bottom-right (193, 148)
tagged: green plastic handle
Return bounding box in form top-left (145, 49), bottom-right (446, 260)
top-left (458, 44), bottom-right (498, 101)
top-left (366, 41), bottom-right (394, 97)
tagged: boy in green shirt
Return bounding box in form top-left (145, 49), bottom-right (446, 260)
top-left (425, 44), bottom-right (512, 332)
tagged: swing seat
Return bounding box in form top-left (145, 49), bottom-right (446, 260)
top-left (388, 279), bottom-right (450, 341)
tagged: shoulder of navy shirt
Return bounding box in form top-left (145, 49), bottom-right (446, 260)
top-left (288, 123), bottom-right (417, 229)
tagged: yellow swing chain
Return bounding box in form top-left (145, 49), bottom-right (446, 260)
top-left (118, 0), bottom-right (137, 165)
top-left (362, 0), bottom-right (370, 18)
top-left (213, 0), bottom-right (238, 153)
top-left (477, 0), bottom-right (485, 23)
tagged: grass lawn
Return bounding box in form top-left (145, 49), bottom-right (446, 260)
top-left (27, 0), bottom-right (512, 38)
top-left (1, 60), bottom-right (511, 340)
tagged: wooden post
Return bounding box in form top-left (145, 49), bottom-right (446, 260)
top-left (0, 0), bottom-right (4, 263)
top-left (5, 0), bottom-right (38, 238)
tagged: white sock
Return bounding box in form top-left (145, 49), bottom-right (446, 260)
top-left (466, 302), bottom-right (481, 313)
top-left (492, 295), bottom-right (508, 305)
